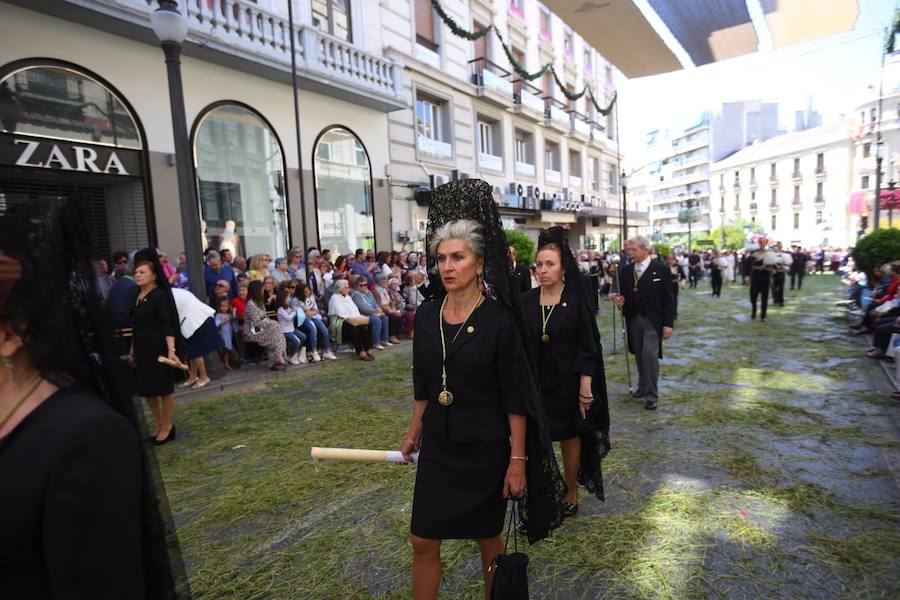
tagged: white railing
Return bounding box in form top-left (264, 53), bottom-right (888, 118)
top-left (84, 0), bottom-right (403, 100)
top-left (482, 70), bottom-right (513, 97)
top-left (545, 169), bottom-right (561, 184)
top-left (416, 44), bottom-right (441, 69)
top-left (571, 117), bottom-right (591, 137)
top-left (515, 161), bottom-right (535, 177)
top-left (569, 175), bottom-right (582, 188)
top-left (478, 153), bottom-right (503, 171)
top-left (418, 135), bottom-right (453, 158)
top-left (518, 89), bottom-right (545, 113)
top-left (549, 105), bottom-right (568, 124)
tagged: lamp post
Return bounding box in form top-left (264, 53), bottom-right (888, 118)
top-left (151, 0), bottom-right (206, 301)
top-left (620, 170), bottom-right (629, 244)
top-left (719, 209), bottom-right (726, 249)
top-left (678, 188), bottom-right (701, 254)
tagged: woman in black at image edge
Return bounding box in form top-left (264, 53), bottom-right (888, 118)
top-left (0, 197), bottom-right (187, 599)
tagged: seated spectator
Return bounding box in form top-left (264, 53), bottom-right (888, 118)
top-left (374, 273), bottom-right (402, 344)
top-left (263, 276), bottom-right (278, 319)
top-left (232, 255), bottom-right (247, 275)
top-left (242, 280), bottom-right (288, 370)
top-left (328, 279), bottom-right (374, 361)
top-left (867, 313), bottom-right (900, 360)
top-left (334, 254), bottom-right (348, 274)
top-left (851, 263), bottom-right (899, 334)
top-left (212, 279), bottom-right (230, 306)
top-left (271, 257), bottom-right (292, 284)
top-left (401, 273), bottom-right (424, 338)
top-left (247, 254), bottom-right (271, 282)
top-left (231, 283), bottom-right (248, 326)
top-left (388, 277), bottom-right (406, 334)
top-left (294, 281), bottom-right (336, 361)
top-left (286, 249), bottom-right (306, 282)
top-left (275, 287), bottom-right (306, 364)
top-left (351, 274), bottom-right (389, 349)
top-left (204, 250), bottom-right (237, 300)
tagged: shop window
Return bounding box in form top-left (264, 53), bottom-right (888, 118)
top-left (194, 104), bottom-right (288, 259)
top-left (314, 127), bottom-right (374, 255)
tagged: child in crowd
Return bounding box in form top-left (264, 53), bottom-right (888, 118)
top-left (276, 288), bottom-right (306, 364)
top-left (231, 283), bottom-right (248, 327)
top-left (214, 297), bottom-right (234, 370)
top-left (298, 283), bottom-right (337, 360)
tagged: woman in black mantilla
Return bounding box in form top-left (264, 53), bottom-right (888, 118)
top-left (0, 196), bottom-right (186, 598)
top-left (400, 179), bottom-right (565, 600)
top-left (523, 227), bottom-right (611, 516)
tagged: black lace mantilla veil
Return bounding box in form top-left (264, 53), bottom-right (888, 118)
top-left (424, 179), bottom-right (565, 542)
top-left (0, 196), bottom-right (189, 598)
top-left (538, 226), bottom-right (611, 501)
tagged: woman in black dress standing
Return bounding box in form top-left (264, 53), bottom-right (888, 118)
top-left (130, 257), bottom-right (182, 445)
top-left (523, 227), bottom-right (610, 517)
top-left (400, 180), bottom-right (565, 600)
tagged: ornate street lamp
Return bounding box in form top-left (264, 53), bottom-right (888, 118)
top-left (151, 0), bottom-right (206, 301)
top-left (620, 170), bottom-right (630, 243)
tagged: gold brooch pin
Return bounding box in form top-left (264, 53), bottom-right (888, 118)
top-left (467, 325), bottom-right (475, 333)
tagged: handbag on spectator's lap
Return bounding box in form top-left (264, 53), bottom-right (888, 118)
top-left (345, 316), bottom-right (370, 327)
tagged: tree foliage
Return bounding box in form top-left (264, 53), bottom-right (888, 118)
top-left (505, 229), bottom-right (536, 266)
top-left (654, 242), bottom-right (672, 258)
top-left (853, 228), bottom-right (900, 275)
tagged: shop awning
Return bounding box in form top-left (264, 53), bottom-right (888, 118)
top-left (541, 0), bottom-right (859, 78)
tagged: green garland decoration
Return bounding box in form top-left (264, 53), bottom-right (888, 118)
top-left (886, 8), bottom-right (900, 54)
top-left (428, 0), bottom-right (616, 116)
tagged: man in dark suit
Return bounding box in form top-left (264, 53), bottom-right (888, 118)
top-left (611, 236), bottom-right (675, 410)
top-left (509, 245), bottom-right (532, 293)
top-left (790, 245), bottom-right (809, 290)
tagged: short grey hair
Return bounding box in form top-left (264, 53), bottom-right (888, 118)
top-left (428, 219), bottom-right (485, 260)
top-left (206, 250), bottom-right (220, 263)
top-left (626, 235), bottom-right (651, 251)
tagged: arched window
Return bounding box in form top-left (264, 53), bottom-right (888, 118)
top-left (0, 64), bottom-right (142, 148)
top-left (193, 103), bottom-right (288, 259)
top-left (314, 127), bottom-right (374, 254)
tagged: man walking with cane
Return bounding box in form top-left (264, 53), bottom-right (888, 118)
top-left (610, 236), bottom-right (675, 411)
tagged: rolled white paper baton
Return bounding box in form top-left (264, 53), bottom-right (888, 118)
top-left (310, 447), bottom-right (419, 464)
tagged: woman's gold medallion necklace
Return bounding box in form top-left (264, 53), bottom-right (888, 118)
top-left (438, 293), bottom-right (483, 406)
top-left (540, 284), bottom-right (564, 343)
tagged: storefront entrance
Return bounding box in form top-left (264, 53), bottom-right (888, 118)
top-left (0, 61), bottom-right (153, 258)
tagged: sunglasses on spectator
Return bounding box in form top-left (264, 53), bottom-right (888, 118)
top-left (216, 283), bottom-right (228, 288)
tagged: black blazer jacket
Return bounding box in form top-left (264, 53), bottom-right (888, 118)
top-left (619, 259), bottom-right (675, 358)
top-left (512, 262), bottom-right (532, 293)
top-left (413, 297), bottom-right (527, 443)
top-left (522, 284), bottom-right (599, 396)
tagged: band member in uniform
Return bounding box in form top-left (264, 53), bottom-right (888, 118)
top-left (746, 236), bottom-right (777, 321)
top-left (509, 245), bottom-right (532, 293)
top-left (611, 236), bottom-right (675, 410)
top-left (709, 250), bottom-right (724, 297)
top-left (770, 242), bottom-right (792, 307)
top-left (790, 245), bottom-right (809, 290)
top-left (400, 180), bottom-right (564, 600)
top-left (687, 251), bottom-right (701, 288)
top-left (523, 227), bottom-right (611, 517)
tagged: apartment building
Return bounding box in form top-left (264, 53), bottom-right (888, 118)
top-left (382, 0), bottom-right (644, 251)
top-left (709, 122), bottom-right (853, 248)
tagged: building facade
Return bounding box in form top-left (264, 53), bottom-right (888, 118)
top-left (0, 0), bottom-right (405, 259)
top-left (709, 122), bottom-right (854, 248)
top-left (381, 0), bottom-right (645, 251)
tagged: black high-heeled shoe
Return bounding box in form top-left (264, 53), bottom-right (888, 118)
top-left (153, 425), bottom-right (176, 446)
top-left (562, 502), bottom-right (579, 517)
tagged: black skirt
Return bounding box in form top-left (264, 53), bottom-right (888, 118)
top-left (411, 434), bottom-right (510, 540)
top-left (134, 345), bottom-right (175, 397)
top-left (542, 388), bottom-right (579, 442)
top-left (186, 317), bottom-right (223, 359)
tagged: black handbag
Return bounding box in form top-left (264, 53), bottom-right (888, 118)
top-left (490, 500), bottom-right (529, 600)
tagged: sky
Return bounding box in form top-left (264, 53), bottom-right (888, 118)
top-left (617, 0), bottom-right (898, 169)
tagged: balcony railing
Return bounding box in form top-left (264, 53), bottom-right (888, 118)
top-left (815, 166), bottom-right (827, 177)
top-left (478, 152), bottom-right (503, 171)
top-left (469, 57), bottom-right (514, 99)
top-left (545, 169), bottom-right (562, 184)
top-left (569, 175), bottom-right (582, 188)
top-left (546, 98), bottom-right (569, 125)
top-left (569, 111), bottom-right (592, 137)
top-left (513, 79), bottom-right (545, 116)
top-left (418, 135), bottom-right (452, 158)
top-left (73, 0), bottom-right (403, 109)
top-left (515, 161), bottom-right (536, 177)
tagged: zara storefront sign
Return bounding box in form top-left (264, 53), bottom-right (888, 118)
top-left (0, 134), bottom-right (142, 176)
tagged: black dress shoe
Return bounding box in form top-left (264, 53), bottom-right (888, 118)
top-left (631, 389), bottom-right (646, 398)
top-left (153, 425), bottom-right (176, 446)
top-left (645, 398), bottom-right (658, 411)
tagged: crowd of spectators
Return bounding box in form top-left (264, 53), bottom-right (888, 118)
top-left (92, 246), bottom-right (433, 386)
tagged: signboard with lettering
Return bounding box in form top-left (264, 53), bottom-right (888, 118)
top-left (0, 133), bottom-right (142, 177)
